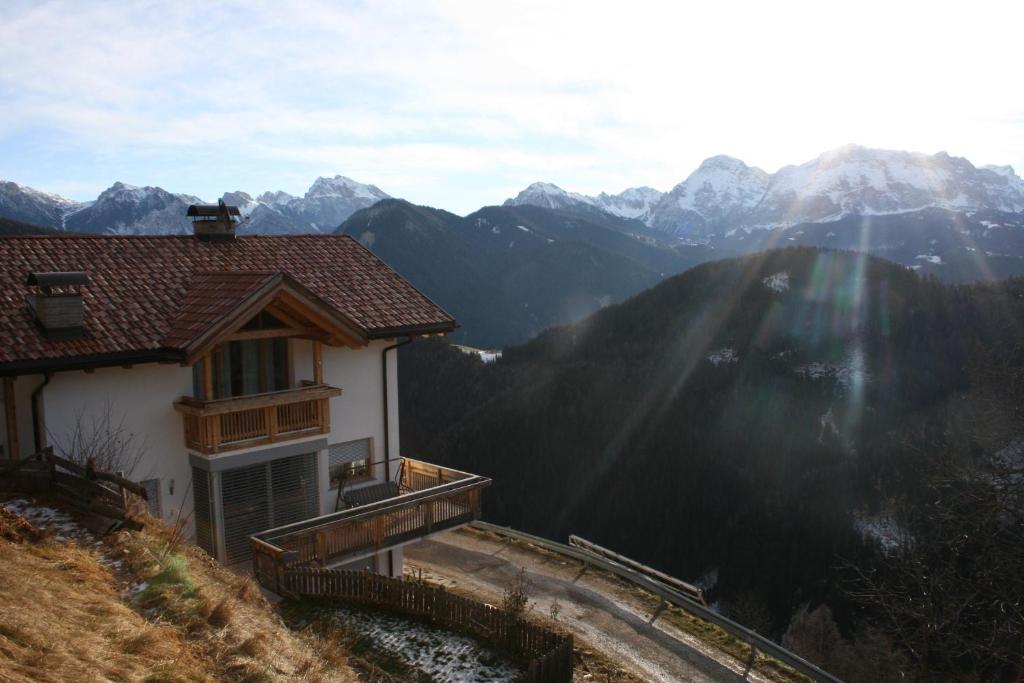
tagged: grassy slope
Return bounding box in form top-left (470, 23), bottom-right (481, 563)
top-left (0, 503), bottom-right (358, 682)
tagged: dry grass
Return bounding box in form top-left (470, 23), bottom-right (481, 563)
top-left (0, 504), bottom-right (359, 683)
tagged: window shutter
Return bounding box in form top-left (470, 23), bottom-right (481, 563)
top-left (329, 438), bottom-right (372, 466)
top-left (192, 467), bottom-right (216, 557)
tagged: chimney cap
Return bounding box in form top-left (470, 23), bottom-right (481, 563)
top-left (187, 202), bottom-right (241, 217)
top-left (25, 272), bottom-right (90, 289)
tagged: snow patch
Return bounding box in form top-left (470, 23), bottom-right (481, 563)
top-left (2, 498), bottom-right (95, 544)
top-left (454, 345), bottom-right (502, 364)
top-left (854, 512), bottom-right (904, 554)
top-left (915, 254), bottom-right (943, 265)
top-left (707, 348), bottom-right (738, 366)
top-left (319, 604), bottom-right (522, 682)
top-left (762, 271), bottom-right (790, 292)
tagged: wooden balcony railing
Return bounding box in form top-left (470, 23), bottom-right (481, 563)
top-left (174, 384), bottom-right (342, 454)
top-left (251, 458), bottom-right (490, 581)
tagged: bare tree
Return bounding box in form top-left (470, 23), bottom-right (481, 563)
top-left (47, 399), bottom-right (149, 478)
top-left (848, 452), bottom-right (1024, 680)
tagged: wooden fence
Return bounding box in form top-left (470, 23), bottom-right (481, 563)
top-left (0, 447), bottom-right (147, 527)
top-left (283, 566), bottom-right (573, 683)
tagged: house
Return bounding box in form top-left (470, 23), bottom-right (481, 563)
top-left (0, 203), bottom-right (489, 575)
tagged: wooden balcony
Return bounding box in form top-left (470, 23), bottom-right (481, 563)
top-left (174, 383), bottom-right (342, 454)
top-left (251, 458), bottom-right (490, 584)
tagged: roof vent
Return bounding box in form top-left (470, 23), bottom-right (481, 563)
top-left (187, 199), bottom-right (241, 242)
top-left (25, 272), bottom-right (89, 340)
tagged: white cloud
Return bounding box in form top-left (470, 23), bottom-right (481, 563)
top-left (0, 0), bottom-right (1022, 212)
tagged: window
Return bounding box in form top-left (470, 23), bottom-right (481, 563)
top-left (140, 478), bottom-right (161, 519)
top-left (329, 438), bottom-right (372, 489)
top-left (192, 337), bottom-right (289, 399)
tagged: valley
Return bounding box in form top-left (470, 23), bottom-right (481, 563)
top-left (398, 246), bottom-right (1024, 681)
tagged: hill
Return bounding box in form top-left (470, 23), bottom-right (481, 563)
top-left (0, 216), bottom-right (60, 235)
top-left (0, 499), bottom-right (357, 682)
top-left (338, 199), bottom-right (708, 347)
top-left (399, 247), bottom-right (1024, 678)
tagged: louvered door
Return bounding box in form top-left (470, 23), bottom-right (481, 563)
top-left (217, 452), bottom-right (319, 564)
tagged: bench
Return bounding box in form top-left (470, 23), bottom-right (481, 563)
top-left (342, 481), bottom-right (400, 509)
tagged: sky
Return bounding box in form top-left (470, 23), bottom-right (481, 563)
top-left (1, 0), bottom-right (1022, 214)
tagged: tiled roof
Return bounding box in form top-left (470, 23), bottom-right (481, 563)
top-left (163, 272), bottom-right (278, 350)
top-left (0, 235), bottom-right (454, 370)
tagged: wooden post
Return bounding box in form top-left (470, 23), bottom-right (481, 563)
top-left (3, 377), bottom-right (18, 459)
top-left (266, 406), bottom-right (278, 443)
top-left (117, 470), bottom-right (128, 511)
top-left (202, 352), bottom-right (214, 400)
top-left (312, 340), bottom-right (324, 384)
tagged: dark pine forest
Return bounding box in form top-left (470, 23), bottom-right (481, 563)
top-left (400, 247), bottom-right (1024, 681)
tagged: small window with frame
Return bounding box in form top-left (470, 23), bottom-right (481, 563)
top-left (328, 438), bottom-right (372, 489)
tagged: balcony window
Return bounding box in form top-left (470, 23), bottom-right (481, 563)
top-left (193, 337), bottom-right (289, 399)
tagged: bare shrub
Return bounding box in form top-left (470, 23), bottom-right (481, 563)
top-left (720, 589), bottom-right (774, 636)
top-left (501, 566), bottom-right (532, 617)
top-left (236, 634), bottom-right (268, 658)
top-left (782, 604), bottom-right (848, 668)
top-left (207, 596), bottom-right (235, 628)
top-left (236, 576), bottom-right (263, 604)
top-left (782, 603), bottom-right (907, 683)
top-left (48, 399), bottom-right (148, 477)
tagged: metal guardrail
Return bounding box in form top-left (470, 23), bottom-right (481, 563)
top-left (470, 521), bottom-right (842, 683)
top-left (568, 535), bottom-right (706, 605)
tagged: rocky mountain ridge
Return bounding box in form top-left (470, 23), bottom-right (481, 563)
top-left (0, 175), bottom-right (389, 235)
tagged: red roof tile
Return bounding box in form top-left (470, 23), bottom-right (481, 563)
top-left (163, 272), bottom-right (278, 350)
top-left (0, 235), bottom-right (454, 371)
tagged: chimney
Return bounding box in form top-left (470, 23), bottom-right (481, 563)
top-left (187, 199), bottom-right (241, 241)
top-left (25, 272), bottom-right (89, 340)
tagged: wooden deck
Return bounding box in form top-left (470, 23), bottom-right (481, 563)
top-left (251, 458), bottom-right (490, 583)
top-left (173, 383), bottom-right (341, 454)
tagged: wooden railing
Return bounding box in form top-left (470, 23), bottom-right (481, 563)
top-left (0, 447), bottom-right (148, 528)
top-left (173, 384), bottom-right (341, 454)
top-left (281, 567), bottom-right (572, 683)
top-left (252, 458), bottom-right (490, 578)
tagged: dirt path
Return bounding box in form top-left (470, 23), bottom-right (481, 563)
top-left (405, 528), bottom-right (770, 683)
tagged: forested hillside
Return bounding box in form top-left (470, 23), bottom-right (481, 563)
top-left (0, 216), bottom-right (58, 235)
top-left (400, 247), bottom-right (1024, 680)
top-left (338, 199), bottom-right (708, 347)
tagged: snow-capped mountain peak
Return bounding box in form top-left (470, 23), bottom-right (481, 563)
top-left (256, 190), bottom-right (298, 206)
top-left (983, 164), bottom-right (1019, 180)
top-left (647, 155), bottom-right (770, 233)
top-left (592, 186), bottom-right (663, 221)
top-left (0, 179), bottom-right (85, 229)
top-left (504, 181), bottom-right (664, 221)
top-left (305, 175), bottom-right (388, 202)
top-left (503, 182), bottom-right (594, 210)
top-left (0, 174), bottom-right (392, 235)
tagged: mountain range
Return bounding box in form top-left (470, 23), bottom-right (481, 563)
top-left (336, 199), bottom-right (706, 347)
top-left (3, 145), bottom-right (1024, 345)
top-left (505, 145), bottom-right (1024, 237)
top-left (0, 175), bottom-right (389, 235)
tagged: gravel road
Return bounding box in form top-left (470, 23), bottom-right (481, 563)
top-left (404, 528), bottom-right (771, 683)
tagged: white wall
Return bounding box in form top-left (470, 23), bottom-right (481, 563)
top-left (41, 363), bottom-right (195, 530)
top-left (24, 336), bottom-right (403, 563)
top-left (315, 338), bottom-right (400, 515)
